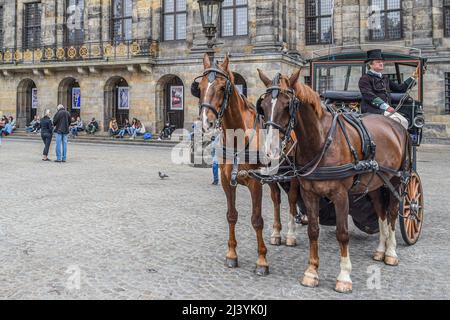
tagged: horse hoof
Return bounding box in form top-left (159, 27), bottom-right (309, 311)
top-left (300, 215), bottom-right (309, 225)
top-left (335, 280), bottom-right (353, 294)
top-left (270, 237), bottom-right (282, 246)
top-left (373, 251), bottom-right (385, 262)
top-left (286, 237), bottom-right (297, 247)
top-left (225, 258), bottom-right (238, 268)
top-left (384, 255), bottom-right (399, 266)
top-left (254, 265), bottom-right (269, 276)
top-left (301, 274), bottom-right (319, 288)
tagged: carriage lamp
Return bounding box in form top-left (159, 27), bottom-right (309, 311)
top-left (198, 0), bottom-right (224, 61)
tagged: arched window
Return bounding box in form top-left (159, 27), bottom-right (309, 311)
top-left (16, 79), bottom-right (37, 128)
top-left (58, 77), bottom-right (81, 118)
top-left (111, 0), bottom-right (132, 42)
top-left (65, 0), bottom-right (85, 46)
top-left (233, 73), bottom-right (247, 97)
top-left (105, 77), bottom-right (130, 129)
top-left (156, 75), bottom-right (185, 130)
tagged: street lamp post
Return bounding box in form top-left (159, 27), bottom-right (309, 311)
top-left (197, 0), bottom-right (224, 63)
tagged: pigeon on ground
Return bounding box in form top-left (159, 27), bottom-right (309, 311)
top-left (158, 171), bottom-right (169, 179)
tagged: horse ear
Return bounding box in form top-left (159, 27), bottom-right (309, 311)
top-left (221, 54), bottom-right (230, 71)
top-left (257, 69), bottom-right (272, 87)
top-left (203, 53), bottom-right (211, 69)
top-left (289, 69), bottom-right (301, 87)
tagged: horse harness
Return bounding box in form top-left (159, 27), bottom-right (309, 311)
top-left (248, 76), bottom-right (410, 202)
top-left (193, 65), bottom-right (261, 186)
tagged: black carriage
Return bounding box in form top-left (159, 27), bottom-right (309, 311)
top-left (305, 47), bottom-right (425, 245)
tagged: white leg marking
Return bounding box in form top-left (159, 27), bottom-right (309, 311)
top-left (271, 228), bottom-right (281, 239)
top-left (287, 212), bottom-right (296, 239)
top-left (376, 218), bottom-right (389, 253)
top-left (337, 251), bottom-right (352, 283)
top-left (385, 224), bottom-right (398, 258)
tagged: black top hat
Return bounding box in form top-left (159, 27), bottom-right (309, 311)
top-left (365, 49), bottom-right (384, 63)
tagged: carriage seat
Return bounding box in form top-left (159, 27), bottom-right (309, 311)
top-left (321, 90), bottom-right (411, 104)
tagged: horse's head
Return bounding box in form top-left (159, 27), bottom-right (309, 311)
top-left (257, 69), bottom-right (301, 161)
top-left (196, 53), bottom-right (235, 132)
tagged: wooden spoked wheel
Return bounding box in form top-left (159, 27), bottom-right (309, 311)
top-left (399, 171), bottom-right (424, 245)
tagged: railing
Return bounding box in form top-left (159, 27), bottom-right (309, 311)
top-left (0, 39), bottom-right (159, 65)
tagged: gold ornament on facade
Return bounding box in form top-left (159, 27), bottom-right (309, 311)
top-left (14, 50), bottom-right (22, 61)
top-left (45, 48), bottom-right (54, 59)
top-left (104, 44), bottom-right (113, 57)
top-left (4, 50), bottom-right (12, 62)
top-left (34, 48), bottom-right (43, 60)
top-left (92, 45), bottom-right (101, 57)
top-left (56, 48), bottom-right (65, 60)
top-left (68, 47), bottom-right (77, 59)
top-left (131, 42), bottom-right (140, 55)
top-left (79, 46), bottom-right (88, 58)
top-left (117, 43), bottom-right (127, 56)
top-left (24, 49), bottom-right (33, 62)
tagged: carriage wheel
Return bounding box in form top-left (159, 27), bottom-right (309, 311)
top-left (399, 171), bottom-right (424, 245)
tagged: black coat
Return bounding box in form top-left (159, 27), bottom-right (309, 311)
top-left (358, 72), bottom-right (413, 114)
top-left (40, 116), bottom-right (53, 136)
top-left (53, 109), bottom-right (71, 134)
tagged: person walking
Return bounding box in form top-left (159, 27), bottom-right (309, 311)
top-left (52, 104), bottom-right (71, 163)
top-left (40, 109), bottom-right (53, 161)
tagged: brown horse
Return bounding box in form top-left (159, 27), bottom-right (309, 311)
top-left (196, 54), bottom-right (301, 275)
top-left (257, 69), bottom-right (411, 293)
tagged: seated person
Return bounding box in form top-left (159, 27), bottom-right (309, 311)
top-left (108, 118), bottom-right (120, 137)
top-left (0, 116), bottom-right (6, 137)
top-left (31, 116), bottom-right (41, 133)
top-left (5, 116), bottom-right (16, 135)
top-left (158, 122), bottom-right (174, 140)
top-left (26, 116), bottom-right (38, 133)
top-left (70, 116), bottom-right (84, 137)
top-left (358, 49), bottom-right (418, 129)
top-left (86, 118), bottom-right (99, 134)
top-left (117, 118), bottom-right (131, 138)
top-left (130, 120), bottom-right (145, 139)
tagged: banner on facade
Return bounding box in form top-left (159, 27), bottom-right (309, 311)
top-left (170, 86), bottom-right (183, 110)
top-left (31, 88), bottom-right (38, 109)
top-left (118, 87), bottom-right (130, 110)
top-left (72, 87), bottom-right (81, 109)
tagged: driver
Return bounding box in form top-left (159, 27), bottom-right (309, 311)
top-left (358, 49), bottom-right (419, 129)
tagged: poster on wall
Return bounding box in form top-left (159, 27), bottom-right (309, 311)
top-left (72, 87), bottom-right (81, 109)
top-left (31, 88), bottom-right (38, 109)
top-left (118, 87), bottom-right (130, 110)
top-left (170, 86), bottom-right (184, 110)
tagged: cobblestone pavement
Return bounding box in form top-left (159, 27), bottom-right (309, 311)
top-left (0, 139), bottom-right (449, 300)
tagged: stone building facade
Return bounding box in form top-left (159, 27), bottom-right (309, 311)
top-left (0, 0), bottom-right (449, 135)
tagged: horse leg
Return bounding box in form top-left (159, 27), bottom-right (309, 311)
top-left (368, 190), bottom-right (388, 262)
top-left (269, 183), bottom-right (282, 246)
top-left (222, 174), bottom-right (239, 268)
top-left (329, 189), bottom-right (352, 293)
top-left (248, 180), bottom-right (269, 276)
top-left (286, 180), bottom-right (298, 247)
top-left (300, 189), bottom-right (320, 288)
top-left (384, 188), bottom-right (400, 266)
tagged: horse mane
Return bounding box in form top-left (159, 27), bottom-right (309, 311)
top-left (293, 82), bottom-right (324, 118)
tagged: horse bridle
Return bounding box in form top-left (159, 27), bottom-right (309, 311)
top-left (193, 63), bottom-right (233, 128)
top-left (256, 73), bottom-right (300, 149)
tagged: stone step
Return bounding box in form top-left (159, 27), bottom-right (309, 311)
top-left (3, 132), bottom-right (182, 148)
